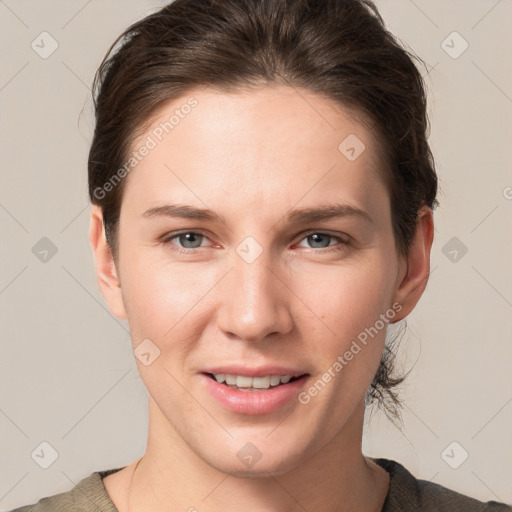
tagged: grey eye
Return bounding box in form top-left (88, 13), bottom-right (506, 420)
top-left (175, 232), bottom-right (205, 249)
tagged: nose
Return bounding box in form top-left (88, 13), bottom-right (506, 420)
top-left (217, 251), bottom-right (293, 343)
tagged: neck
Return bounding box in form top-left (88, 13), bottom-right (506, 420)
top-left (120, 398), bottom-right (389, 512)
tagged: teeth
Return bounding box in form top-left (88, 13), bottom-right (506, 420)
top-left (270, 375), bottom-right (281, 386)
top-left (236, 375), bottom-right (253, 388)
top-left (212, 373), bottom-right (295, 389)
top-left (252, 376), bottom-right (271, 388)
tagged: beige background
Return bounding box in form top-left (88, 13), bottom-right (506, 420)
top-left (1, 0), bottom-right (511, 509)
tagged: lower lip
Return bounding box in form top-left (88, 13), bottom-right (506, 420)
top-left (202, 374), bottom-right (308, 415)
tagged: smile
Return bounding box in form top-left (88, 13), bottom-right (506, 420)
top-left (207, 373), bottom-right (298, 390)
top-left (202, 372), bottom-right (309, 415)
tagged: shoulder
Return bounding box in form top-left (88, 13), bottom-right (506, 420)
top-left (374, 458), bottom-right (512, 512)
top-left (7, 468), bottom-right (122, 512)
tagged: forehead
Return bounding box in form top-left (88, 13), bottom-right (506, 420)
top-left (121, 85), bottom-right (389, 222)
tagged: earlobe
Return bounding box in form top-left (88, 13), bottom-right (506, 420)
top-left (390, 205), bottom-right (434, 323)
top-left (88, 205), bottom-right (127, 320)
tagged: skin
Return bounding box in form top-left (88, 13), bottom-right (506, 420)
top-left (89, 85), bottom-right (434, 511)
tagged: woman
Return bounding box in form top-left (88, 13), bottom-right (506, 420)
top-left (10, 0), bottom-right (511, 510)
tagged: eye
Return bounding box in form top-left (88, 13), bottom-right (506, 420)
top-left (161, 230), bottom-right (351, 254)
top-left (295, 232), bottom-right (351, 252)
top-left (162, 231), bottom-right (211, 251)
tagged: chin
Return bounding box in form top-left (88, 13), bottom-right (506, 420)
top-left (203, 441), bottom-right (309, 478)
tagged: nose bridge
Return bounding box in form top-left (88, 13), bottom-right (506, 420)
top-left (218, 242), bottom-right (291, 342)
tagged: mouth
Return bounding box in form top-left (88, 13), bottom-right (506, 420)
top-left (203, 372), bottom-right (306, 392)
top-left (200, 366), bottom-right (310, 414)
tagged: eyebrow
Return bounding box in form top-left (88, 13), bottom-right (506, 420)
top-left (142, 203), bottom-right (373, 226)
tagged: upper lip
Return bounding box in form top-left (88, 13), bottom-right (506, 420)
top-left (202, 365), bottom-right (308, 378)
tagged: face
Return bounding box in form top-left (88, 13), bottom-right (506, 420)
top-left (90, 85), bottom-right (431, 477)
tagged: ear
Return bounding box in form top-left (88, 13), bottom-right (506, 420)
top-left (88, 204), bottom-right (127, 320)
top-left (390, 205), bottom-right (434, 323)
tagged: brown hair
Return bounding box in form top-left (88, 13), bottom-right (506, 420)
top-left (88, 0), bottom-right (439, 421)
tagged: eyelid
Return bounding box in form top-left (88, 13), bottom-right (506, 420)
top-left (294, 229), bottom-right (352, 244)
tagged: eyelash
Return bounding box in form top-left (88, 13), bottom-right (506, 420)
top-left (160, 230), bottom-right (351, 254)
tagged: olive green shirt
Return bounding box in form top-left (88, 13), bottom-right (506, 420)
top-left (9, 458), bottom-right (512, 511)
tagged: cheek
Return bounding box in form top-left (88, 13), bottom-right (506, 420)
top-left (296, 257), bottom-right (396, 369)
top-left (119, 254), bottom-right (219, 342)
top-left (302, 257), bottom-right (394, 328)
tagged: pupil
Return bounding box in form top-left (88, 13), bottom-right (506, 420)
top-left (309, 234), bottom-right (329, 248)
top-left (181, 233), bottom-right (202, 248)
